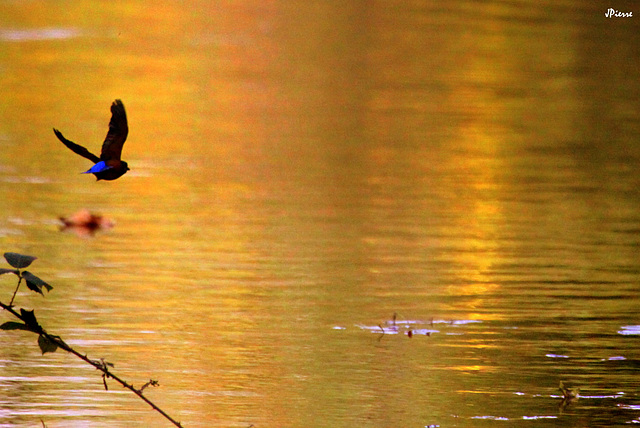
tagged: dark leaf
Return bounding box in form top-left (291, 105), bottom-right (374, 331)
top-left (20, 308), bottom-right (40, 330)
top-left (0, 321), bottom-right (32, 332)
top-left (23, 276), bottom-right (43, 295)
top-left (25, 281), bottom-right (43, 295)
top-left (38, 334), bottom-right (58, 354)
top-left (4, 252), bottom-right (37, 269)
top-left (0, 268), bottom-right (19, 276)
top-left (22, 271), bottom-right (53, 294)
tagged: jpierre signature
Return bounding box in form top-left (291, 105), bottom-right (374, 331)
top-left (605, 8), bottom-right (632, 17)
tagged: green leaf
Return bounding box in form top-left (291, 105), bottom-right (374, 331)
top-left (22, 271), bottom-right (53, 295)
top-left (20, 309), bottom-right (40, 331)
top-left (4, 252), bottom-right (37, 269)
top-left (38, 334), bottom-right (58, 354)
top-left (0, 321), bottom-right (32, 331)
top-left (0, 268), bottom-right (19, 276)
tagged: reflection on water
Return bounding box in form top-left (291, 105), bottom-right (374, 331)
top-left (1, 0), bottom-right (639, 427)
top-left (0, 28), bottom-right (83, 42)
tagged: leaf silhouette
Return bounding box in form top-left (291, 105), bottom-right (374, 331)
top-left (21, 271), bottom-right (53, 295)
top-left (0, 321), bottom-right (33, 332)
top-left (0, 268), bottom-right (19, 276)
top-left (38, 334), bottom-right (58, 354)
top-left (20, 309), bottom-right (40, 331)
top-left (4, 253), bottom-right (37, 269)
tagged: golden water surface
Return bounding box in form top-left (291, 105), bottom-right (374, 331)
top-left (1, 1), bottom-right (639, 427)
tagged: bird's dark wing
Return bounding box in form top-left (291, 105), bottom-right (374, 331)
top-left (100, 99), bottom-right (128, 161)
top-left (53, 128), bottom-right (101, 163)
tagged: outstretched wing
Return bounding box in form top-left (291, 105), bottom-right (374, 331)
top-left (100, 99), bottom-right (128, 161)
top-left (53, 128), bottom-right (101, 163)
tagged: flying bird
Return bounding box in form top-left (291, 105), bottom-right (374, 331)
top-left (53, 99), bottom-right (130, 181)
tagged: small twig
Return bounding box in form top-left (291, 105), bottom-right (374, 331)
top-left (140, 379), bottom-right (160, 393)
top-left (8, 274), bottom-right (22, 307)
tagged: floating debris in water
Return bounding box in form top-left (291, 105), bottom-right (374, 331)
top-left (407, 329), bottom-right (437, 337)
top-left (551, 392), bottom-right (624, 399)
top-left (356, 321), bottom-right (437, 337)
top-left (546, 353), bottom-right (569, 358)
top-left (356, 312), bottom-right (481, 339)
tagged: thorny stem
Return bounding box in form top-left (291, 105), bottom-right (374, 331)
top-left (0, 301), bottom-right (184, 428)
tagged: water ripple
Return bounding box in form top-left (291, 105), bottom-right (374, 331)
top-left (0, 27), bottom-right (82, 42)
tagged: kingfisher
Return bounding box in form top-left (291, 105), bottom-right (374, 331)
top-left (53, 99), bottom-right (130, 181)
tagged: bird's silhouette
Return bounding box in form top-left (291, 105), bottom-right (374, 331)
top-left (53, 99), bottom-right (130, 181)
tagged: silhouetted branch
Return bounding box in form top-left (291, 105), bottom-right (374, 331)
top-left (0, 252), bottom-right (184, 427)
top-left (0, 299), bottom-right (184, 427)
